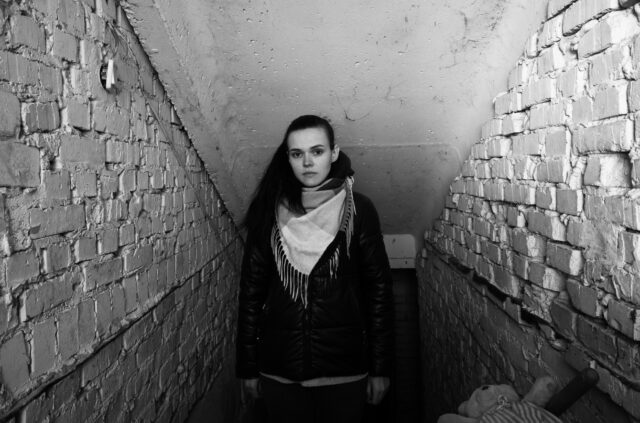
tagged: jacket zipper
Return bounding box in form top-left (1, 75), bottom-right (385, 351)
top-left (303, 302), bottom-right (312, 377)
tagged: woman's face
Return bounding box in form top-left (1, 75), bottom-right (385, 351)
top-left (287, 127), bottom-right (339, 188)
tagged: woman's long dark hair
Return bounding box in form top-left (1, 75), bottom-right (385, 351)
top-left (243, 115), bottom-right (336, 239)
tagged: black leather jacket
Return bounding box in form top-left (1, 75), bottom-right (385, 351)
top-left (236, 192), bottom-right (394, 381)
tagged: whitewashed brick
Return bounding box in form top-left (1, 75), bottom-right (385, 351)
top-left (0, 142), bottom-right (40, 187)
top-left (150, 169), bottom-right (164, 189)
top-left (528, 211), bottom-right (567, 241)
top-left (493, 266), bottom-right (523, 298)
top-left (508, 60), bottom-right (535, 90)
top-left (64, 99), bottom-right (90, 130)
top-left (504, 184), bottom-right (536, 205)
top-left (74, 237), bottom-right (97, 263)
top-left (536, 159), bottom-right (570, 183)
top-left (512, 229), bottom-right (546, 258)
top-left (583, 194), bottom-right (608, 221)
top-left (29, 205), bottom-right (85, 239)
top-left (558, 66), bottom-right (587, 98)
top-left (563, 0), bottom-right (620, 35)
top-left (60, 135), bottom-right (105, 167)
top-left (592, 83), bottom-right (628, 120)
top-left (461, 161), bottom-right (475, 178)
top-left (574, 119), bottom-right (632, 154)
top-left (606, 297), bottom-right (640, 340)
top-left (618, 230), bottom-right (640, 264)
top-left (0, 90), bottom-right (21, 136)
top-left (475, 256), bottom-right (494, 281)
top-left (466, 180), bottom-right (484, 197)
top-left (547, 242), bottom-right (584, 275)
top-left (525, 32), bottom-right (539, 58)
top-left (487, 137), bottom-right (511, 157)
top-left (566, 279), bottom-right (600, 317)
top-left (545, 129), bottom-right (571, 157)
top-left (538, 44), bottom-right (566, 75)
top-left (43, 243), bottom-right (71, 273)
top-left (52, 28), bottom-right (78, 62)
top-left (514, 157), bottom-right (539, 180)
top-left (539, 15), bottom-right (564, 49)
top-left (124, 244), bottom-right (153, 274)
top-left (512, 253), bottom-right (530, 279)
top-left (74, 171), bottom-right (97, 197)
top-left (10, 15), bottom-right (45, 51)
top-left (548, 0), bottom-right (578, 18)
top-left (83, 257), bottom-right (123, 290)
top-left (495, 91), bottom-right (523, 115)
top-left (522, 77), bottom-right (557, 107)
top-left (632, 159), bottom-right (640, 187)
top-left (530, 102), bottom-right (566, 130)
top-left (43, 170), bottom-right (71, 201)
top-left (23, 102), bottom-right (60, 133)
top-left (483, 181), bottom-right (505, 201)
top-left (628, 80), bottom-right (640, 112)
top-left (572, 95), bottom-right (593, 124)
top-left (584, 154), bottom-right (632, 187)
top-left (482, 119), bottom-right (503, 139)
top-left (502, 112), bottom-right (526, 135)
top-left (100, 171), bottom-right (118, 200)
top-left (119, 169), bottom-right (136, 193)
top-left (513, 133), bottom-right (542, 156)
top-left (471, 198), bottom-right (489, 217)
top-left (567, 219), bottom-right (592, 247)
top-left (589, 46), bottom-right (627, 86)
top-left (481, 239), bottom-right (502, 265)
top-left (536, 186), bottom-right (557, 210)
top-left (604, 195), bottom-right (627, 226)
top-left (577, 11), bottom-right (639, 57)
top-left (471, 143), bottom-right (489, 160)
top-left (529, 262), bottom-right (567, 291)
top-left (103, 199), bottom-right (126, 222)
top-left (473, 218), bottom-right (493, 239)
top-left (6, 249), bottom-right (39, 287)
top-left (98, 228), bottom-right (118, 254)
top-left (557, 189), bottom-right (584, 215)
top-left (476, 162), bottom-right (491, 180)
top-left (144, 146), bottom-right (161, 167)
top-left (494, 92), bottom-right (511, 115)
top-left (490, 158), bottom-right (514, 179)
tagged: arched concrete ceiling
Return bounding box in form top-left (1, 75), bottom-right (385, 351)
top-left (124, 0), bottom-right (547, 245)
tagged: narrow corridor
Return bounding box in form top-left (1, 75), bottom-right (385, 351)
top-left (1, 0), bottom-right (640, 422)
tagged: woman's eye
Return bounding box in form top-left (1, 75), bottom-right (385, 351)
top-left (289, 152), bottom-right (302, 159)
top-left (312, 149), bottom-right (324, 156)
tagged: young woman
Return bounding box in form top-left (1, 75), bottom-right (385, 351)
top-left (236, 115), bottom-right (394, 423)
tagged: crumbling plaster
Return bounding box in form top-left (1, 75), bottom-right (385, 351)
top-left (124, 0), bottom-right (547, 244)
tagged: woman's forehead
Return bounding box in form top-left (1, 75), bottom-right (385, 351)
top-left (287, 127), bottom-right (331, 150)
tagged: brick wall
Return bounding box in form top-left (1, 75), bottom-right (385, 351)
top-left (422, 0), bottom-right (640, 422)
top-left (0, 0), bottom-right (242, 421)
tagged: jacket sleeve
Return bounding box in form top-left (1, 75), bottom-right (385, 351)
top-left (236, 232), bottom-right (270, 379)
top-left (356, 195), bottom-right (394, 377)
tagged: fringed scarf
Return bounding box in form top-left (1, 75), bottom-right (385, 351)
top-left (271, 176), bottom-right (356, 307)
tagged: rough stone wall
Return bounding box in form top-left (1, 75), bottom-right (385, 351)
top-left (0, 0), bottom-right (242, 421)
top-left (422, 0), bottom-right (640, 422)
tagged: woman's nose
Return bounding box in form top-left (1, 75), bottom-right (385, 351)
top-left (303, 154), bottom-right (312, 166)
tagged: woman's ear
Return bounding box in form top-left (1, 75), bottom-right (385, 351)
top-left (331, 145), bottom-right (340, 163)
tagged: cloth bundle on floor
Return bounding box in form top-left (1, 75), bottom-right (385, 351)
top-left (437, 377), bottom-right (562, 423)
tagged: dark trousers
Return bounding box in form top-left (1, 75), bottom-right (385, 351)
top-left (260, 376), bottom-right (368, 423)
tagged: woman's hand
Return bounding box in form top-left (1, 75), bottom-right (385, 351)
top-left (367, 376), bottom-right (390, 405)
top-left (241, 378), bottom-right (261, 403)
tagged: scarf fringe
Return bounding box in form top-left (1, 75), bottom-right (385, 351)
top-left (271, 177), bottom-right (356, 308)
